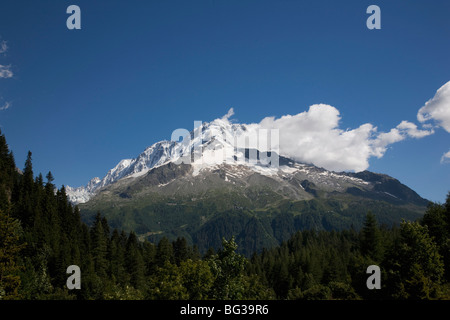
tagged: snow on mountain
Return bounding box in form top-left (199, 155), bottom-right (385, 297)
top-left (66, 117), bottom-right (254, 204)
top-left (67, 140), bottom-right (180, 204)
top-left (66, 115), bottom-right (360, 204)
top-left (65, 177), bottom-right (101, 204)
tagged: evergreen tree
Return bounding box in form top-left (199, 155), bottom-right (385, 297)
top-left (155, 237), bottom-right (174, 267)
top-left (15, 151), bottom-right (35, 228)
top-left (384, 221), bottom-right (444, 299)
top-left (109, 229), bottom-right (126, 285)
top-left (173, 237), bottom-right (189, 265)
top-left (125, 232), bottom-right (145, 290)
top-left (90, 212), bottom-right (108, 279)
top-left (360, 212), bottom-right (383, 263)
top-left (142, 240), bottom-right (156, 276)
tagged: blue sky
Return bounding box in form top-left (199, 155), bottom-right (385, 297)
top-left (0, 0), bottom-right (449, 202)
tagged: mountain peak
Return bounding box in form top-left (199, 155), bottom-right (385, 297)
top-left (66, 117), bottom-right (271, 204)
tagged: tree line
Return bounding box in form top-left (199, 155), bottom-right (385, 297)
top-left (0, 130), bottom-right (269, 300)
top-left (1, 129), bottom-right (450, 300)
top-left (247, 203), bottom-right (450, 300)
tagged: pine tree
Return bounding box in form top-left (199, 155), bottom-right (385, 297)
top-left (109, 229), bottom-right (126, 285)
top-left (0, 130), bottom-right (16, 196)
top-left (125, 232), bottom-right (145, 290)
top-left (155, 237), bottom-right (174, 267)
top-left (173, 237), bottom-right (189, 265)
top-left (90, 212), bottom-right (108, 279)
top-left (360, 212), bottom-right (383, 263)
top-left (15, 151), bottom-right (35, 228)
top-left (142, 240), bottom-right (156, 276)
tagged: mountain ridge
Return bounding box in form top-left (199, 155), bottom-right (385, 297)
top-left (69, 116), bottom-right (429, 254)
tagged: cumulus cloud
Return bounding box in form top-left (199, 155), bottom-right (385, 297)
top-left (237, 82), bottom-right (449, 171)
top-left (0, 64), bottom-right (13, 78)
top-left (396, 120), bottom-right (435, 138)
top-left (240, 104), bottom-right (431, 172)
top-left (441, 150), bottom-right (450, 164)
top-left (418, 81), bottom-right (450, 133)
top-left (249, 105), bottom-right (368, 171)
top-left (212, 82), bottom-right (448, 171)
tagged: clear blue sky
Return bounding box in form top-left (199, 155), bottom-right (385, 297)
top-left (0, 0), bottom-right (449, 202)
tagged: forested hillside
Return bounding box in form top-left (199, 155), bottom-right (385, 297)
top-left (1, 129), bottom-right (450, 300)
top-left (0, 130), bottom-right (270, 300)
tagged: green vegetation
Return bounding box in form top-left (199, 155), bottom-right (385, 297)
top-left (248, 202), bottom-right (450, 300)
top-left (1, 129), bottom-right (449, 300)
top-left (78, 159), bottom-right (426, 257)
top-left (81, 195), bottom-right (425, 256)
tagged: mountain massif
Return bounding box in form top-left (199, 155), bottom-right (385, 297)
top-left (68, 117), bottom-right (429, 255)
top-left (2, 126), bottom-right (449, 301)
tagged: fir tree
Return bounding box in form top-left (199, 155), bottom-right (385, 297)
top-left (90, 212), bottom-right (108, 279)
top-left (173, 237), bottom-right (189, 265)
top-left (16, 151), bottom-right (35, 228)
top-left (125, 232), bottom-right (145, 290)
top-left (360, 212), bottom-right (384, 263)
top-left (155, 237), bottom-right (174, 267)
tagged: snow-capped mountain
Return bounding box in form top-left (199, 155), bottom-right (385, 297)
top-left (67, 140), bottom-right (179, 203)
top-left (67, 116), bottom-right (275, 204)
top-left (69, 113), bottom-right (429, 254)
top-left (66, 113), bottom-right (428, 211)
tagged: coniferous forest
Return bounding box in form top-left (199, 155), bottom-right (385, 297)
top-left (1, 129), bottom-right (450, 300)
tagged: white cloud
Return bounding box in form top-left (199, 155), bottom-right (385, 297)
top-left (370, 127), bottom-right (404, 158)
top-left (396, 120), bottom-right (434, 138)
top-left (0, 64), bottom-right (13, 78)
top-left (441, 150), bottom-right (450, 164)
top-left (0, 39), bottom-right (13, 115)
top-left (255, 105), bottom-right (374, 172)
top-left (214, 82), bottom-right (449, 172)
top-left (418, 81), bottom-right (450, 133)
top-left (0, 40), bottom-right (8, 54)
top-left (223, 103), bottom-right (434, 173)
top-left (222, 107), bottom-right (235, 121)
top-left (235, 104), bottom-right (424, 172)
top-left (0, 101), bottom-right (11, 111)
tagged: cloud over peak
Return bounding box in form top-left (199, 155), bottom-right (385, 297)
top-left (241, 81), bottom-right (449, 171)
top-left (244, 104), bottom-right (431, 173)
top-left (222, 79), bottom-right (450, 172)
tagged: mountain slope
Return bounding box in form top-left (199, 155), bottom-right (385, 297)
top-left (69, 118), bottom-right (429, 255)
